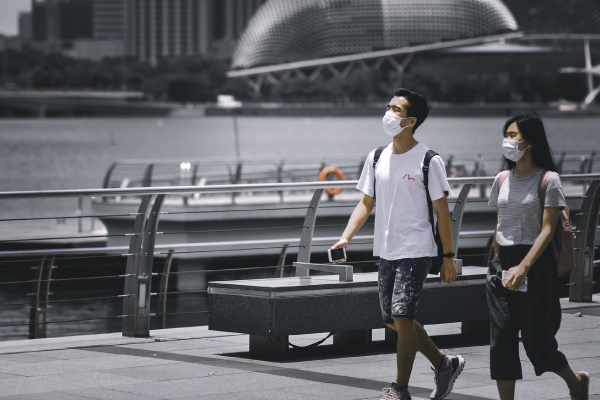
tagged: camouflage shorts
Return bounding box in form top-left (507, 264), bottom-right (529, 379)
top-left (378, 257), bottom-right (432, 323)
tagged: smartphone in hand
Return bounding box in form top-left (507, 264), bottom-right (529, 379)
top-left (502, 270), bottom-right (528, 292)
top-left (328, 248), bottom-right (347, 263)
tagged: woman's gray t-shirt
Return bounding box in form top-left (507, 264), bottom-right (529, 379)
top-left (489, 169), bottom-right (566, 246)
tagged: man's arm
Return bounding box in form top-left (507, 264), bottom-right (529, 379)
top-left (330, 194), bottom-right (375, 258)
top-left (432, 195), bottom-right (457, 284)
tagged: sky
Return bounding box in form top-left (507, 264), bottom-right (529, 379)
top-left (0, 0), bottom-right (32, 36)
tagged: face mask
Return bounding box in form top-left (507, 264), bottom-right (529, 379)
top-left (502, 138), bottom-right (530, 162)
top-left (382, 110), bottom-right (411, 137)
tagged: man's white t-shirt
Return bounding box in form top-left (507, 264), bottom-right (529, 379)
top-left (356, 143), bottom-right (451, 260)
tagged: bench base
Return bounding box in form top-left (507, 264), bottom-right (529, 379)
top-left (249, 334), bottom-right (289, 358)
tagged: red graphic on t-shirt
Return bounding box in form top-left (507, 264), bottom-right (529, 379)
top-left (403, 174), bottom-right (416, 181)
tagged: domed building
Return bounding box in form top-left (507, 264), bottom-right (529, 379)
top-left (231, 0), bottom-right (518, 69)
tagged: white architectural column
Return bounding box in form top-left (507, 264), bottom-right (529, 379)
top-left (139, 0), bottom-right (147, 61)
top-left (161, 0), bottom-right (170, 57)
top-left (198, 0), bottom-right (211, 54)
top-left (186, 0), bottom-right (194, 55)
top-left (149, 0), bottom-right (157, 65)
top-left (173, 0), bottom-right (182, 56)
top-left (225, 0), bottom-right (234, 41)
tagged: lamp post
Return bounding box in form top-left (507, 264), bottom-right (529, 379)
top-left (217, 95), bottom-right (243, 159)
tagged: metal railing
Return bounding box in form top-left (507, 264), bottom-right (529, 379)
top-left (101, 152), bottom-right (600, 193)
top-left (0, 174), bottom-right (598, 340)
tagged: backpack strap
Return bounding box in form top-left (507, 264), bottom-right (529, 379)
top-left (537, 170), bottom-right (550, 209)
top-left (372, 145), bottom-right (387, 200)
top-left (423, 150), bottom-right (439, 236)
top-left (497, 170), bottom-right (510, 192)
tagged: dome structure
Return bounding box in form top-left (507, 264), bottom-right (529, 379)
top-left (231, 0), bottom-right (518, 69)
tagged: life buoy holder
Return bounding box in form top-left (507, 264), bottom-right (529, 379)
top-left (318, 166), bottom-right (345, 196)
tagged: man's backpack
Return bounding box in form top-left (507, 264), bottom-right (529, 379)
top-left (497, 170), bottom-right (575, 277)
top-left (372, 146), bottom-right (444, 275)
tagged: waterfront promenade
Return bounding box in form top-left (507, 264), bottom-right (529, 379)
top-left (0, 296), bottom-right (598, 400)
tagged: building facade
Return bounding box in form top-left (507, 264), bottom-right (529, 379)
top-left (93, 0), bottom-right (125, 40)
top-left (32, 0), bottom-right (94, 42)
top-left (125, 0), bottom-right (266, 65)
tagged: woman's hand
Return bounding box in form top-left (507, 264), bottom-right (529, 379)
top-left (330, 239), bottom-right (349, 263)
top-left (504, 264), bottom-right (528, 291)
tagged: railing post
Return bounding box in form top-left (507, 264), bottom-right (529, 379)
top-left (122, 195), bottom-right (153, 337)
top-left (277, 244), bottom-right (289, 278)
top-left (450, 184), bottom-right (472, 274)
top-left (29, 255), bottom-right (54, 339)
top-left (158, 249), bottom-right (175, 330)
top-left (296, 189), bottom-right (324, 273)
top-left (570, 180), bottom-right (600, 302)
top-left (142, 164), bottom-right (154, 188)
top-left (136, 194), bottom-right (166, 336)
top-left (102, 162), bottom-right (118, 191)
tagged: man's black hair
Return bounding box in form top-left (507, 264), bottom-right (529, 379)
top-left (393, 88), bottom-right (431, 133)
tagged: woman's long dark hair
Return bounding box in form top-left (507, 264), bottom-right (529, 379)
top-left (501, 112), bottom-right (559, 172)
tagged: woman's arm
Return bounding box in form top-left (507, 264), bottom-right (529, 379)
top-left (504, 206), bottom-right (561, 291)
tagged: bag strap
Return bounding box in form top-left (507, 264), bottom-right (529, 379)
top-left (537, 170), bottom-right (550, 209)
top-left (423, 150), bottom-right (439, 237)
top-left (497, 170), bottom-right (510, 192)
top-left (372, 145), bottom-right (387, 200)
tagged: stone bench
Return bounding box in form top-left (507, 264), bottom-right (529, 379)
top-left (208, 265), bottom-right (489, 357)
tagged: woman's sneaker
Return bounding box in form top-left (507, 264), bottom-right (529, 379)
top-left (430, 355), bottom-right (465, 400)
top-left (381, 382), bottom-right (411, 400)
top-left (571, 371), bottom-right (589, 400)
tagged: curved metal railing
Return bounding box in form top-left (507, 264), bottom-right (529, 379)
top-left (0, 173), bottom-right (598, 340)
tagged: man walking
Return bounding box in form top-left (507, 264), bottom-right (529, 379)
top-left (331, 88), bottom-right (465, 400)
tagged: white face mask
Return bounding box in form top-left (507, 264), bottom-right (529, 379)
top-left (382, 110), bottom-right (411, 137)
top-left (502, 138), bottom-right (530, 162)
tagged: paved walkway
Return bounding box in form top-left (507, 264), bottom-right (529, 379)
top-left (0, 296), bottom-right (598, 400)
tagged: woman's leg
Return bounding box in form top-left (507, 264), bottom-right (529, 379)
top-left (496, 380), bottom-right (516, 400)
top-left (554, 364), bottom-right (582, 396)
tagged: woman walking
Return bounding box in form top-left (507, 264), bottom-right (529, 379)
top-left (487, 112), bottom-right (589, 400)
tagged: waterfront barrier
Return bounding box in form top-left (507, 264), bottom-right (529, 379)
top-left (0, 174), bottom-right (598, 342)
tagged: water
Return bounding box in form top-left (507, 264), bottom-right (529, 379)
top-left (0, 115), bottom-right (598, 219)
top-left (0, 114), bottom-right (598, 341)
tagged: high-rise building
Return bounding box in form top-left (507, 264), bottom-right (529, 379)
top-left (18, 12), bottom-right (32, 40)
top-left (31, 0), bottom-right (93, 42)
top-left (93, 0), bottom-right (125, 40)
top-left (125, 0), bottom-right (266, 65)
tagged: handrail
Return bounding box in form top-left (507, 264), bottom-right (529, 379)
top-left (2, 172), bottom-right (599, 339)
top-left (1, 173), bottom-right (600, 199)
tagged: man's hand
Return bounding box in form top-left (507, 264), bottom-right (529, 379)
top-left (504, 264), bottom-right (528, 291)
top-left (439, 257), bottom-right (457, 284)
top-left (330, 239), bottom-right (348, 263)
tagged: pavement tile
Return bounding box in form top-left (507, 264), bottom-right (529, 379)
top-left (107, 372), bottom-right (309, 399)
top-left (35, 349), bottom-right (109, 360)
top-left (280, 381), bottom-right (382, 400)
top-left (0, 353), bottom-right (58, 363)
top-left (0, 372), bottom-right (24, 380)
top-left (0, 392), bottom-right (92, 400)
top-left (102, 362), bottom-right (249, 381)
top-left (0, 371), bottom-right (151, 397)
top-left (62, 387), bottom-right (163, 400)
top-left (0, 354), bottom-right (176, 377)
top-left (178, 388), bottom-right (321, 400)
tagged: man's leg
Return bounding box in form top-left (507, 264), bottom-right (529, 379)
top-left (394, 318), bottom-right (418, 388)
top-left (387, 321), bottom-right (443, 369)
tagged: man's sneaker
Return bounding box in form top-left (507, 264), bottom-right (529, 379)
top-left (430, 355), bottom-right (465, 400)
top-left (571, 371), bottom-right (589, 400)
top-left (381, 382), bottom-right (411, 400)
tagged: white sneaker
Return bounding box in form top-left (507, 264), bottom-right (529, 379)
top-left (381, 382), bottom-right (411, 400)
top-left (430, 355), bottom-right (465, 400)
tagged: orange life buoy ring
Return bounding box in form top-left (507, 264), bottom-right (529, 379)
top-left (319, 166), bottom-right (345, 196)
